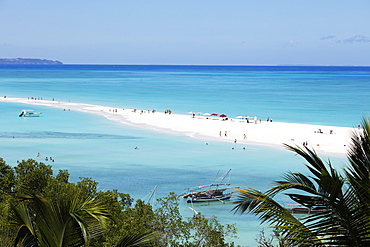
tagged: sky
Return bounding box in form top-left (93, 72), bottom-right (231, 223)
top-left (1, 0), bottom-right (370, 65)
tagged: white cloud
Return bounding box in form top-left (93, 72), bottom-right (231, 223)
top-left (342, 35), bottom-right (370, 44)
top-left (283, 40), bottom-right (297, 47)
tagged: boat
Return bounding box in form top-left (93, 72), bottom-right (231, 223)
top-left (19, 110), bottom-right (42, 117)
top-left (186, 190), bottom-right (233, 203)
top-left (180, 169), bottom-right (237, 203)
top-left (286, 204), bottom-right (328, 215)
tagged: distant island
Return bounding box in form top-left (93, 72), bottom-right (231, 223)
top-left (0, 58), bottom-right (63, 65)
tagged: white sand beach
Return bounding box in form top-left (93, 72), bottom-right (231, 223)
top-left (1, 97), bottom-right (357, 155)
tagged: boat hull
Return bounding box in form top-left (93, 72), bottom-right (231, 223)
top-left (19, 110), bottom-right (42, 117)
top-left (287, 206), bottom-right (327, 215)
top-left (186, 193), bottom-right (233, 203)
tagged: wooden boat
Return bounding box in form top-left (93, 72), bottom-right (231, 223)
top-left (180, 169), bottom-right (236, 203)
top-left (186, 191), bottom-right (233, 203)
top-left (286, 204), bottom-right (328, 215)
top-left (19, 110), bottom-right (42, 117)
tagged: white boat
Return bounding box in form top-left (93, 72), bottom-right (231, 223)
top-left (19, 110), bottom-right (42, 117)
top-left (180, 169), bottom-right (237, 203)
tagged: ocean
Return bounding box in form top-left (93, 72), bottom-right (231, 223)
top-left (0, 65), bottom-right (369, 246)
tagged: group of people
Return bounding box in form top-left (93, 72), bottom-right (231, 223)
top-left (132, 109), bottom-right (157, 114)
top-left (28, 96), bottom-right (43, 100)
top-left (37, 152), bottom-right (55, 162)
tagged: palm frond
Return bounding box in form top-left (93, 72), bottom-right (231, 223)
top-left (116, 231), bottom-right (158, 247)
top-left (234, 118), bottom-right (370, 246)
top-left (232, 187), bottom-right (321, 245)
top-left (11, 184), bottom-right (111, 247)
top-left (10, 202), bottom-right (38, 247)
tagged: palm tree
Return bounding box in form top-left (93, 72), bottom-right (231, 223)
top-left (233, 118), bottom-right (370, 246)
top-left (10, 184), bottom-right (111, 247)
top-left (115, 232), bottom-right (158, 247)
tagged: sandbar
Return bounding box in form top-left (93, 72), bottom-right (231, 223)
top-left (0, 97), bottom-right (357, 155)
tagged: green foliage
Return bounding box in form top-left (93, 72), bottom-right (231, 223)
top-left (14, 159), bottom-right (53, 195)
top-left (153, 192), bottom-right (238, 246)
top-left (233, 117), bottom-right (370, 246)
top-left (55, 169), bottom-right (70, 184)
top-left (88, 191), bottom-right (155, 247)
top-left (0, 159), bottom-right (238, 246)
top-left (78, 177), bottom-right (99, 195)
top-left (10, 185), bottom-right (111, 247)
top-left (0, 158), bottom-right (15, 196)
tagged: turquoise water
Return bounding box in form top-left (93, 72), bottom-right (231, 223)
top-left (0, 65), bottom-right (368, 246)
top-left (1, 65), bottom-right (370, 126)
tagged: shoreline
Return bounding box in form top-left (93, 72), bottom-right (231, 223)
top-left (0, 97), bottom-right (356, 155)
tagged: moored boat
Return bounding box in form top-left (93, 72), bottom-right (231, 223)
top-left (180, 169), bottom-right (237, 203)
top-left (186, 191), bottom-right (233, 203)
top-left (19, 110), bottom-right (42, 117)
top-left (286, 204), bottom-right (328, 215)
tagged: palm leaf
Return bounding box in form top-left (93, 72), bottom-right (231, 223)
top-left (234, 118), bottom-right (370, 246)
top-left (232, 187), bottom-right (321, 245)
top-left (10, 201), bottom-right (38, 247)
top-left (116, 231), bottom-right (158, 247)
top-left (11, 184), bottom-right (111, 247)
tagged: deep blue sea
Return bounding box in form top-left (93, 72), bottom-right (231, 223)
top-left (0, 65), bottom-right (369, 246)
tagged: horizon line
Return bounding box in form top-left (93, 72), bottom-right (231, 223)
top-left (19, 63), bottom-right (370, 67)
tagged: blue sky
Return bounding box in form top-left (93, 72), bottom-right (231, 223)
top-left (1, 0), bottom-right (369, 65)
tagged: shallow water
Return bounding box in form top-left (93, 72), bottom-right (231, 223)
top-left (0, 65), bottom-right (365, 246)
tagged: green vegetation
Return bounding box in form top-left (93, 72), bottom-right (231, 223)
top-left (233, 117), bottom-right (370, 246)
top-left (8, 119), bottom-right (369, 246)
top-left (0, 158), bottom-right (238, 246)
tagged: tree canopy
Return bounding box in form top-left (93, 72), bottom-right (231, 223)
top-left (0, 158), bottom-right (239, 246)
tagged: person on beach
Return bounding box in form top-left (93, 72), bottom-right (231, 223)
top-left (243, 134), bottom-right (247, 140)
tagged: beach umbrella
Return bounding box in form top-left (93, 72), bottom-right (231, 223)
top-left (210, 113), bottom-right (218, 116)
top-left (219, 114), bottom-right (227, 118)
top-left (203, 113), bottom-right (211, 116)
top-left (197, 112), bottom-right (203, 115)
